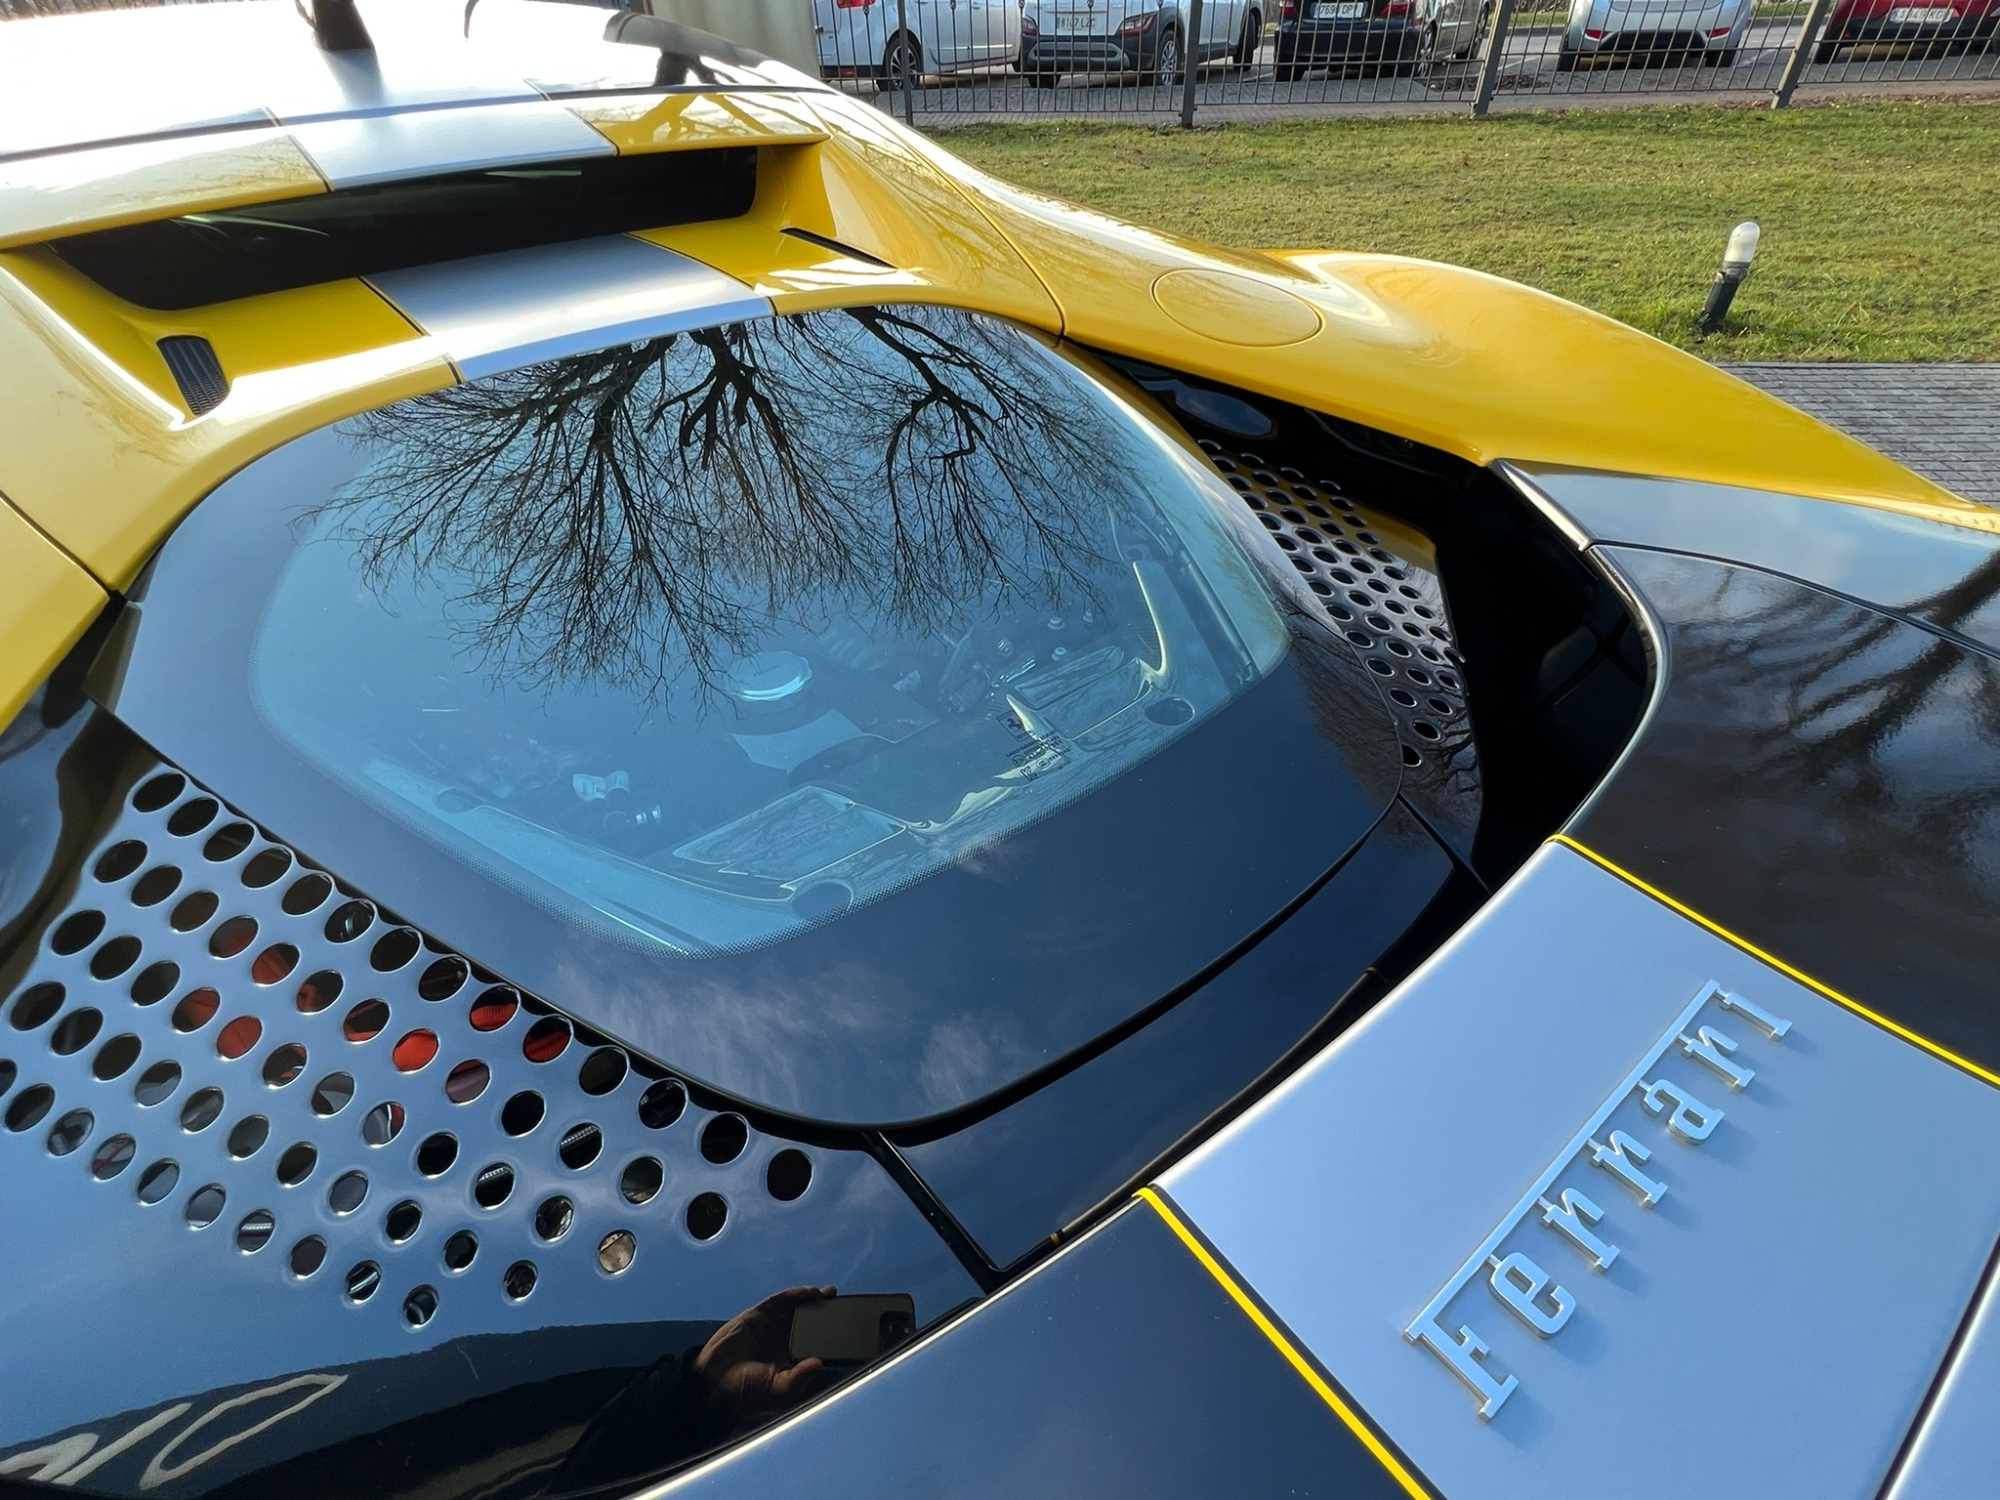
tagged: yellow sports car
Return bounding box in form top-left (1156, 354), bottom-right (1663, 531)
top-left (3, 4), bottom-right (1998, 1500)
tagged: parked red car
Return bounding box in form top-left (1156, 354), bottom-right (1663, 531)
top-left (1814, 0), bottom-right (1998, 60)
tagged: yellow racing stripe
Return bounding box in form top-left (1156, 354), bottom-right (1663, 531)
top-left (1136, 1187), bottom-right (1431, 1500)
top-left (1551, 833), bottom-right (2000, 1091)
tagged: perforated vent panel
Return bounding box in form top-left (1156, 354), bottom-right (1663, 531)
top-left (0, 752), bottom-right (973, 1480)
top-left (1202, 443), bottom-right (1480, 852)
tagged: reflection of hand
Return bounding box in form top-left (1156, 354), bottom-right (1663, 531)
top-left (693, 1285), bottom-right (836, 1425)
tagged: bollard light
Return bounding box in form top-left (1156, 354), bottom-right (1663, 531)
top-left (1694, 220), bottom-right (1760, 337)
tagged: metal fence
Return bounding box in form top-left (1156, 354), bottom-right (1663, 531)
top-left (811, 0), bottom-right (1999, 121)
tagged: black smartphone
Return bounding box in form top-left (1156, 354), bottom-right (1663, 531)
top-left (787, 1293), bottom-right (917, 1366)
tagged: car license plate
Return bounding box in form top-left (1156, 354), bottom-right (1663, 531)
top-left (1886, 6), bottom-right (1955, 19)
top-left (1314, 1), bottom-right (1370, 14)
top-left (1055, 12), bottom-right (1094, 31)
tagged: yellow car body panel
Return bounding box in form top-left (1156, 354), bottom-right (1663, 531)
top-left (569, 90), bottom-right (831, 154)
top-left (0, 498), bottom-right (107, 730)
top-left (0, 130), bottom-right (326, 252)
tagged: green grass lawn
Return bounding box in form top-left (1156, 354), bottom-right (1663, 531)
top-left (942, 100), bottom-right (2000, 361)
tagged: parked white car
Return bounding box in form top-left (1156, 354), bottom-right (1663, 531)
top-left (1558, 0), bottom-right (1753, 65)
top-left (1017, 0), bottom-right (1264, 83)
top-left (813, 0), bottom-right (1023, 79)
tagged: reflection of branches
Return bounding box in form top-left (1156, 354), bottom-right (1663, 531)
top-left (1663, 557), bottom-right (2000, 862)
top-left (323, 307), bottom-right (1121, 702)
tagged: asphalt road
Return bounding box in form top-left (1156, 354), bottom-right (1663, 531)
top-left (851, 24), bottom-right (1995, 116)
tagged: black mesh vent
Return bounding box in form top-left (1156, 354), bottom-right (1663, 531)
top-left (157, 335), bottom-right (229, 416)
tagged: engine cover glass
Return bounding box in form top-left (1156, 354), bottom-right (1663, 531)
top-left (250, 308), bottom-right (1286, 955)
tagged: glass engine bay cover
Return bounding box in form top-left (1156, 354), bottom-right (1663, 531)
top-left (110, 305), bottom-right (1406, 1123)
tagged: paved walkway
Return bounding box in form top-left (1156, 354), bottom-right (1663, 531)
top-left (1724, 363), bottom-right (2000, 505)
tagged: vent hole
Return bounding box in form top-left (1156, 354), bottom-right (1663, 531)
top-left (638, 1079), bottom-right (686, 1130)
top-left (47, 1107), bottom-right (92, 1156)
top-left (283, 874), bottom-right (333, 915)
top-left (10, 983), bottom-right (63, 1030)
top-left (559, 1122), bottom-right (603, 1170)
top-left (251, 944), bottom-right (299, 985)
top-left (415, 1132), bottom-right (457, 1176)
top-left (468, 986), bottom-right (518, 1032)
top-left (8, 1082), bottom-right (53, 1131)
top-left (216, 1015), bottom-right (263, 1060)
top-left (324, 900), bottom-right (375, 943)
top-left (51, 911), bottom-right (106, 955)
top-left (385, 1199), bottom-right (422, 1242)
top-left (241, 848), bottom-right (293, 887)
top-left (700, 1115), bottom-right (748, 1165)
top-left (134, 1060), bottom-right (181, 1106)
top-left (534, 1196), bottom-right (573, 1241)
top-left (329, 1170), bottom-right (369, 1215)
top-left (226, 1115), bottom-right (269, 1158)
top-left (503, 1261), bottom-right (538, 1300)
top-left (403, 1285), bottom-right (440, 1328)
top-left (236, 1209), bottom-right (274, 1253)
top-left (767, 1149), bottom-right (813, 1202)
top-left (346, 1261), bottom-right (381, 1304)
top-left (343, 999), bottom-right (389, 1042)
top-left (51, 1008), bottom-right (104, 1056)
top-left (296, 970), bottom-right (343, 1014)
top-left (203, 823), bottom-right (255, 862)
top-left (166, 799), bottom-right (219, 837)
top-left (362, 1101), bottom-right (406, 1146)
top-left (577, 1047), bottom-right (628, 1096)
top-left (92, 1033), bottom-right (141, 1080)
top-left (417, 957), bottom-right (468, 1000)
top-left (209, 916), bottom-right (259, 958)
top-left (95, 841), bottom-right (147, 882)
top-left (136, 1158), bottom-right (179, 1203)
top-left (90, 936), bottom-right (143, 980)
top-left (392, 1029), bottom-right (439, 1072)
top-left (133, 773), bottom-right (187, 812)
top-left (597, 1230), bottom-right (636, 1275)
top-left (620, 1156), bottom-right (663, 1205)
top-left (132, 867), bottom-right (182, 907)
top-left (185, 1183), bottom-right (226, 1228)
top-left (180, 1087), bottom-right (224, 1132)
top-left (686, 1192), bottom-right (727, 1241)
top-left (310, 1072), bottom-right (354, 1116)
top-left (370, 928), bottom-right (420, 972)
top-left (445, 1059), bottom-right (489, 1104)
top-left (158, 335), bottom-right (230, 415)
top-left (131, 962), bottom-right (179, 1005)
top-left (276, 1141), bottom-right (319, 1186)
top-left (172, 988), bottom-right (219, 1032)
top-left (474, 1162), bottom-right (515, 1208)
top-left (262, 1043), bottom-right (308, 1087)
top-left (169, 891), bottom-right (218, 932)
top-left (290, 1235), bottom-right (327, 1278)
top-left (91, 1133), bottom-right (136, 1180)
top-left (522, 1017), bottom-right (570, 1063)
top-left (443, 1230), bottom-right (479, 1271)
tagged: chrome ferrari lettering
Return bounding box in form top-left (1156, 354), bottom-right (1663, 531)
top-left (1718, 989), bottom-right (1792, 1041)
top-left (1640, 1077), bottom-right (1722, 1142)
top-left (1409, 1317), bottom-right (1519, 1419)
top-left (1537, 1188), bottom-right (1620, 1271)
top-left (1488, 1252), bottom-right (1575, 1337)
top-left (1588, 1130), bottom-right (1668, 1206)
top-left (1677, 1024), bottom-right (1755, 1090)
top-left (1407, 979), bottom-right (1794, 1420)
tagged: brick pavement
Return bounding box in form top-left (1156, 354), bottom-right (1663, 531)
top-left (1725, 363), bottom-right (2000, 506)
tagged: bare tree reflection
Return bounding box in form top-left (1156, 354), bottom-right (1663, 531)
top-left (320, 307), bottom-right (1121, 705)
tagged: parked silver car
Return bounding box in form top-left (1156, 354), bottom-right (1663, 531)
top-left (1018, 0), bottom-right (1263, 83)
top-left (814, 0), bottom-right (1023, 79)
top-left (1558, 0), bottom-right (1752, 65)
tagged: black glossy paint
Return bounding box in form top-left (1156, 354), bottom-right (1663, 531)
top-left (1575, 548), bottom-right (2000, 1078)
top-left (656, 1200), bottom-right (1423, 1500)
top-left (901, 801), bottom-right (1452, 1269)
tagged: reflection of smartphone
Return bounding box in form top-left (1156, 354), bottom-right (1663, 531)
top-left (788, 1294), bottom-right (917, 1365)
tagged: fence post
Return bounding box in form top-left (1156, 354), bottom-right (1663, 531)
top-left (1181, 0), bottom-right (1206, 127)
top-left (896, 0), bottom-right (917, 125)
top-left (1770, 0), bottom-right (1831, 107)
top-left (1469, 0), bottom-right (1517, 117)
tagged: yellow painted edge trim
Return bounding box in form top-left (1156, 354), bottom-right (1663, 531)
top-left (1136, 1187), bottom-right (1430, 1500)
top-left (1550, 833), bottom-right (2000, 1091)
